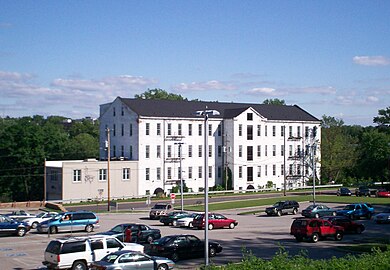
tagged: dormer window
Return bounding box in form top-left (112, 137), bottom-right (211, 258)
top-left (247, 113), bottom-right (253, 121)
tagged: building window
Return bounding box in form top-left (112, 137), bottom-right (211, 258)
top-left (146, 190), bottom-right (150, 195)
top-left (247, 146), bottom-right (253, 161)
top-left (218, 145), bottom-right (222, 157)
top-left (146, 123), bottom-right (150, 135)
top-left (188, 145), bottom-right (192, 157)
top-left (257, 166), bottom-right (261, 177)
top-left (272, 126), bottom-right (276, 136)
top-left (121, 124), bottom-right (124, 136)
top-left (121, 106), bottom-right (124, 116)
top-left (257, 125), bottom-right (261, 136)
top-left (121, 145), bottom-right (124, 157)
top-left (167, 123), bottom-right (172, 136)
top-left (198, 145), bottom-right (202, 157)
top-left (157, 167), bottom-right (161, 180)
top-left (146, 168), bottom-right (150, 180)
top-left (297, 145), bottom-right (301, 157)
top-left (157, 123), bottom-right (161, 135)
top-left (273, 145), bottom-right (276, 156)
top-left (239, 166), bottom-right (242, 178)
top-left (218, 125), bottom-right (221, 136)
top-left (297, 126), bottom-right (301, 138)
top-left (188, 124), bottom-right (192, 136)
top-left (113, 145), bottom-right (116, 157)
top-left (305, 126), bottom-right (309, 138)
top-left (198, 166), bottom-right (202, 178)
top-left (73, 169), bottom-right (81, 182)
top-left (297, 164), bottom-right (301, 175)
top-left (239, 145), bottom-right (243, 157)
top-left (281, 145), bottom-right (284, 156)
top-left (178, 124), bottom-right (182, 135)
top-left (167, 145), bottom-right (172, 158)
top-left (167, 167), bottom-right (172, 179)
top-left (145, 145), bottom-right (150, 158)
top-left (198, 124), bottom-right (202, 136)
top-left (273, 164), bottom-right (276, 176)
top-left (113, 124), bottom-right (116, 136)
top-left (188, 167), bottom-right (192, 179)
top-left (265, 145), bottom-right (267, 156)
top-left (265, 125), bottom-right (268, 136)
top-left (178, 166), bottom-right (182, 179)
top-left (281, 164), bottom-right (284, 175)
top-left (289, 126), bottom-right (293, 138)
top-left (247, 113), bottom-right (253, 120)
top-left (289, 164), bottom-right (293, 175)
top-left (209, 166), bottom-right (212, 178)
top-left (123, 168), bottom-right (130, 180)
top-left (129, 124), bottom-right (133, 136)
top-left (208, 145), bottom-right (212, 157)
top-left (113, 107), bottom-right (116, 116)
top-left (289, 145), bottom-right (293, 156)
top-left (265, 165), bottom-right (268, 176)
top-left (247, 125), bottom-right (253, 140)
top-left (247, 167), bottom-right (253, 182)
top-left (129, 145), bottom-right (133, 159)
top-left (257, 145), bottom-right (261, 157)
top-left (281, 126), bottom-right (285, 137)
top-left (208, 124), bottom-right (212, 136)
top-left (239, 124), bottom-right (242, 136)
top-left (157, 145), bottom-right (161, 158)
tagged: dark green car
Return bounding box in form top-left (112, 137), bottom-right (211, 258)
top-left (301, 204), bottom-right (337, 218)
top-left (159, 211), bottom-right (189, 226)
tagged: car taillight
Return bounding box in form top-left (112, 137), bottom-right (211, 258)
top-left (57, 254), bottom-right (60, 263)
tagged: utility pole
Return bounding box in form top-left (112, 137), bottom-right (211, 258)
top-left (106, 128), bottom-right (111, 212)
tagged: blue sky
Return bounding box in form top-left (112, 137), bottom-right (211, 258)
top-left (1, 1), bottom-right (389, 126)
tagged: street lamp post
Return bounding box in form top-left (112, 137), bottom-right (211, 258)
top-left (106, 128), bottom-right (111, 212)
top-left (195, 107), bottom-right (220, 267)
top-left (175, 142), bottom-right (184, 211)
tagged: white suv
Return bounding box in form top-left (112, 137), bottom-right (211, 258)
top-left (43, 235), bottom-right (144, 270)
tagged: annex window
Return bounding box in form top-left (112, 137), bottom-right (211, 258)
top-left (167, 123), bottom-right (172, 136)
top-left (157, 123), bottom-right (161, 135)
top-left (265, 145), bottom-right (268, 156)
top-left (289, 145), bottom-right (293, 156)
top-left (73, 169), bottom-right (81, 182)
top-left (157, 167), bottom-right (161, 180)
top-left (297, 126), bottom-right (301, 138)
top-left (239, 166), bottom-right (243, 178)
top-left (198, 145), bottom-right (202, 157)
top-left (113, 107), bottom-right (116, 116)
top-left (178, 124), bottom-right (182, 136)
top-left (123, 168), bottom-right (130, 180)
top-left (145, 145), bottom-right (150, 158)
top-left (247, 167), bottom-right (253, 182)
top-left (188, 145), bottom-right (193, 157)
top-left (281, 164), bottom-right (284, 175)
top-left (209, 166), bottom-right (212, 178)
top-left (208, 124), bottom-right (212, 136)
top-left (167, 167), bottom-right (172, 179)
top-left (121, 106), bottom-right (124, 116)
top-left (188, 124), bottom-right (192, 136)
top-left (157, 145), bottom-right (161, 158)
top-left (129, 124), bottom-right (133, 136)
top-left (198, 124), bottom-right (202, 136)
top-left (272, 145), bottom-right (276, 156)
top-left (146, 123), bottom-right (150, 135)
top-left (247, 146), bottom-right (253, 161)
top-left (265, 125), bottom-right (267, 136)
top-left (145, 168), bottom-right (150, 180)
top-left (167, 145), bottom-right (172, 158)
top-left (247, 125), bottom-right (253, 140)
top-left (121, 124), bottom-right (124, 136)
top-left (257, 145), bottom-right (261, 157)
top-left (218, 124), bottom-right (221, 136)
top-left (289, 126), bottom-right (293, 138)
top-left (289, 164), bottom-right (293, 175)
top-left (247, 113), bottom-right (253, 121)
top-left (239, 145), bottom-right (243, 157)
top-left (188, 167), bottom-right (192, 179)
top-left (239, 124), bottom-right (242, 136)
top-left (273, 164), bottom-right (276, 176)
top-left (281, 126), bottom-right (285, 137)
top-left (198, 166), bottom-right (202, 178)
top-left (272, 126), bottom-right (276, 136)
top-left (281, 145), bottom-right (284, 156)
top-left (257, 125), bottom-right (261, 136)
top-left (257, 166), bottom-right (261, 177)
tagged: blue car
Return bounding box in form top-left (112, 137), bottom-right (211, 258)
top-left (336, 203), bottom-right (374, 220)
top-left (0, 214), bottom-right (31, 237)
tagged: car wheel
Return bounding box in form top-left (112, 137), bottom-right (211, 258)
top-left (208, 223), bottom-right (214, 230)
top-left (314, 213), bottom-right (320, 219)
top-left (171, 252), bottom-right (179, 262)
top-left (209, 247), bottom-right (217, 257)
top-left (335, 231), bottom-right (343, 241)
top-left (85, 225), bottom-right (93, 233)
top-left (72, 260), bottom-right (87, 270)
top-left (295, 236), bottom-right (303, 242)
top-left (311, 233), bottom-right (319, 243)
top-left (147, 235), bottom-right (154, 244)
top-left (229, 222), bottom-right (235, 229)
top-left (16, 228), bottom-right (26, 237)
top-left (157, 263), bottom-right (169, 270)
top-left (277, 210), bottom-right (282, 217)
top-left (49, 226), bottom-right (57, 234)
top-left (292, 208), bottom-right (298, 215)
top-left (356, 227), bottom-right (362, 234)
top-left (188, 222), bottom-right (193, 228)
top-left (31, 222), bottom-right (39, 229)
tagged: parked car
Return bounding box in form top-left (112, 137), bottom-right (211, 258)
top-left (337, 187), bottom-right (352, 196)
top-left (265, 200), bottom-right (299, 216)
top-left (90, 250), bottom-right (175, 270)
top-left (290, 218), bottom-right (344, 243)
top-left (149, 203), bottom-right (173, 220)
top-left (373, 209), bottom-right (390, 224)
top-left (23, 212), bottom-right (59, 229)
top-left (98, 223), bottom-right (161, 243)
top-left (322, 216), bottom-right (365, 234)
top-left (301, 204), bottom-right (337, 218)
top-left (355, 186), bottom-right (377, 197)
top-left (376, 189), bottom-right (390, 198)
top-left (336, 203), bottom-right (375, 219)
top-left (43, 235), bottom-right (144, 270)
top-left (148, 234), bottom-right (222, 262)
top-left (160, 211), bottom-right (189, 226)
top-left (37, 211), bottom-right (99, 234)
top-left (192, 213), bottom-right (238, 230)
top-left (4, 210), bottom-right (36, 221)
top-left (175, 213), bottom-right (198, 228)
top-left (0, 214), bottom-right (30, 237)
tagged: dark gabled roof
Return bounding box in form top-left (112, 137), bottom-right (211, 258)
top-left (118, 97), bottom-right (319, 122)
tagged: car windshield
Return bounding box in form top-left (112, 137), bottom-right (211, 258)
top-left (273, 202), bottom-right (283, 207)
top-left (110, 224), bottom-right (127, 233)
top-left (305, 205), bottom-right (315, 210)
top-left (101, 254), bottom-right (119, 263)
top-left (344, 205), bottom-right (355, 210)
top-left (152, 204), bottom-right (167, 209)
top-left (36, 212), bottom-right (46, 218)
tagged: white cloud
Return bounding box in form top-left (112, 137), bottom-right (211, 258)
top-left (291, 86), bottom-right (336, 95)
top-left (174, 80), bottom-right (236, 91)
top-left (353, 56), bottom-right (390, 66)
top-left (366, 96), bottom-right (379, 103)
top-left (247, 87), bottom-right (277, 95)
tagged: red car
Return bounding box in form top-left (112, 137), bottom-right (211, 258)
top-left (290, 218), bottom-right (344, 242)
top-left (322, 216), bottom-right (365, 234)
top-left (192, 213), bottom-right (238, 230)
top-left (376, 190), bottom-right (390, 198)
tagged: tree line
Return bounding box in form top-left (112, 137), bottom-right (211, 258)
top-left (0, 89), bottom-right (389, 202)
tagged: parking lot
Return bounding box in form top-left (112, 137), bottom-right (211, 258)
top-left (1, 202), bottom-right (389, 269)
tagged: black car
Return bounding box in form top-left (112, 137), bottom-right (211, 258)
top-left (355, 186), bottom-right (376, 197)
top-left (98, 223), bottom-right (161, 243)
top-left (159, 211), bottom-right (189, 226)
top-left (0, 214), bottom-right (31, 237)
top-left (337, 187), bottom-right (352, 196)
top-left (148, 234), bottom-right (223, 262)
top-left (265, 200), bottom-right (300, 216)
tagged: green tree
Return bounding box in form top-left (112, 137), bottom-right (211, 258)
top-left (373, 106), bottom-right (390, 126)
top-left (320, 115), bottom-right (358, 183)
top-left (135, 88), bottom-right (187, 101)
top-left (262, 98), bottom-right (286, 105)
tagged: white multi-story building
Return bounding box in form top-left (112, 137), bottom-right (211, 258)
top-left (99, 97), bottom-right (321, 196)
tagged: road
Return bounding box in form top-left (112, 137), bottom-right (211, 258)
top-left (1, 202), bottom-right (389, 270)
